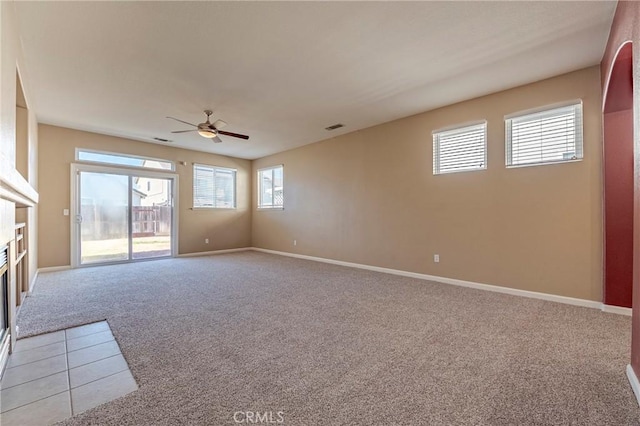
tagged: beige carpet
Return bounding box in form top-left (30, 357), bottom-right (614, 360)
top-left (17, 251), bottom-right (640, 425)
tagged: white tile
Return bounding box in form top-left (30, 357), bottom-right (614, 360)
top-left (65, 321), bottom-right (110, 339)
top-left (13, 331), bottom-right (65, 353)
top-left (67, 330), bottom-right (114, 352)
top-left (6, 342), bottom-right (66, 369)
top-left (0, 391), bottom-right (71, 426)
top-left (1, 354), bottom-right (67, 389)
top-left (67, 340), bottom-right (121, 369)
top-left (0, 371), bottom-right (69, 413)
top-left (69, 354), bottom-right (128, 388)
top-left (71, 370), bottom-right (137, 415)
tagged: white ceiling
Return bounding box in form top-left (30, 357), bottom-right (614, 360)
top-left (14, 1), bottom-right (616, 160)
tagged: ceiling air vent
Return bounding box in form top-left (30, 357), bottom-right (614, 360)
top-left (153, 137), bottom-right (171, 143)
top-left (325, 123), bottom-right (344, 131)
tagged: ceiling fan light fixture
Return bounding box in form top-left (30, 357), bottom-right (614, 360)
top-left (198, 129), bottom-right (216, 138)
top-left (167, 111), bottom-right (249, 141)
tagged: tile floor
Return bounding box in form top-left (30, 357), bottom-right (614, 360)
top-left (0, 321), bottom-right (138, 425)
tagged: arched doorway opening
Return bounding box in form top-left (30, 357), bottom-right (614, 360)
top-left (603, 41), bottom-right (634, 307)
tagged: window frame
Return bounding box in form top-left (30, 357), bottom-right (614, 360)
top-left (505, 100), bottom-right (584, 169)
top-left (257, 165), bottom-right (284, 210)
top-left (432, 120), bottom-right (488, 175)
top-left (192, 163), bottom-right (237, 210)
top-left (75, 148), bottom-right (175, 171)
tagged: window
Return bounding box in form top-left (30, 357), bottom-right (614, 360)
top-left (258, 165), bottom-right (284, 209)
top-left (433, 121), bottom-right (487, 175)
top-left (193, 164), bottom-right (236, 209)
top-left (506, 101), bottom-right (583, 167)
top-left (76, 149), bottom-right (174, 171)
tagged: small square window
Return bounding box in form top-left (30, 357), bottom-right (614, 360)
top-left (433, 122), bottom-right (487, 175)
top-left (193, 164), bottom-right (236, 209)
top-left (506, 101), bottom-right (583, 167)
top-left (258, 165), bottom-right (283, 209)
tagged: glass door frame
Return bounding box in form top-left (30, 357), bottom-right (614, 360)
top-left (70, 163), bottom-right (179, 268)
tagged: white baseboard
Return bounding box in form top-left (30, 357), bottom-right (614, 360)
top-left (37, 265), bottom-right (71, 273)
top-left (178, 247), bottom-right (251, 258)
top-left (602, 304), bottom-right (633, 316)
top-left (28, 270), bottom-right (39, 295)
top-left (250, 247), bottom-right (626, 314)
top-left (627, 365), bottom-right (640, 407)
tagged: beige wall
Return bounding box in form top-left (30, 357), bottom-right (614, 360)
top-left (0, 1), bottom-right (40, 360)
top-left (26, 107), bottom-right (38, 287)
top-left (38, 125), bottom-right (252, 268)
top-left (15, 106), bottom-right (28, 180)
top-left (252, 66), bottom-right (603, 301)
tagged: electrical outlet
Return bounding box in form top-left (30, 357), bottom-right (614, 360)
top-left (63, 209), bottom-right (69, 216)
top-left (205, 238), bottom-right (209, 244)
top-left (293, 240), bottom-right (297, 246)
top-left (434, 254), bottom-right (440, 263)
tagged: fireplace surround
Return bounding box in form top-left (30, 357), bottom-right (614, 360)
top-left (0, 246), bottom-right (8, 345)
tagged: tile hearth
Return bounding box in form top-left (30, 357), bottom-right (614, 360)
top-left (0, 321), bottom-right (137, 425)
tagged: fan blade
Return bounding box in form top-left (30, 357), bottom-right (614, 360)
top-left (212, 136), bottom-right (223, 143)
top-left (171, 129), bottom-right (198, 133)
top-left (212, 119), bottom-right (227, 130)
top-left (218, 130), bottom-right (249, 140)
top-left (166, 116), bottom-right (198, 127)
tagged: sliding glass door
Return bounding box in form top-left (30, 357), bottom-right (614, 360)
top-left (75, 166), bottom-right (175, 266)
top-left (79, 172), bottom-right (129, 264)
top-left (131, 176), bottom-right (172, 260)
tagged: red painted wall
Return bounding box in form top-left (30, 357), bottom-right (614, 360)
top-left (604, 109), bottom-right (634, 307)
top-left (601, 2), bottom-right (638, 91)
top-left (604, 41), bottom-right (634, 308)
top-left (600, 0), bottom-right (640, 376)
top-left (605, 44), bottom-right (633, 114)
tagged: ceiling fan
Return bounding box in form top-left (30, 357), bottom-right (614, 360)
top-left (167, 110), bottom-right (249, 143)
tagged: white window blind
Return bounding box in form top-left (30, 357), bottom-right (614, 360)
top-left (258, 165), bottom-right (284, 209)
top-left (193, 164), bottom-right (236, 208)
top-left (433, 122), bottom-right (487, 175)
top-left (506, 102), bottom-right (583, 167)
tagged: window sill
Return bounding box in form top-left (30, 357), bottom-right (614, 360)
top-left (191, 207), bottom-right (237, 210)
top-left (506, 158), bottom-right (583, 169)
top-left (257, 206), bottom-right (284, 211)
top-left (433, 167), bottom-right (487, 176)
